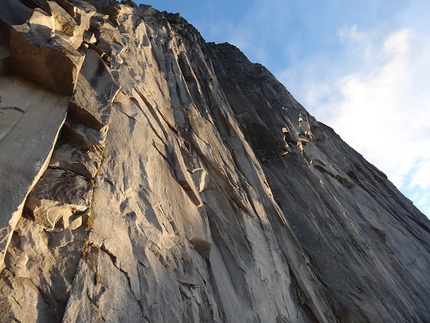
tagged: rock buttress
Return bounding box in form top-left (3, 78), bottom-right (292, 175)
top-left (0, 1), bottom-right (430, 323)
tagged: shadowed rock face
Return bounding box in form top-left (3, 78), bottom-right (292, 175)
top-left (1, 1), bottom-right (430, 323)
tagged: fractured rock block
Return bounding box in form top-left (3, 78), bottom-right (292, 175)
top-left (25, 169), bottom-right (92, 230)
top-left (10, 8), bottom-right (84, 95)
top-left (49, 142), bottom-right (102, 179)
top-left (313, 163), bottom-right (354, 189)
top-left (96, 37), bottom-right (112, 55)
top-left (310, 124), bottom-right (325, 141)
top-left (69, 49), bottom-right (119, 131)
top-left (282, 127), bottom-right (296, 145)
top-left (174, 148), bottom-right (202, 207)
top-left (7, 0), bottom-right (97, 94)
top-left (370, 226), bottom-right (387, 243)
top-left (48, 1), bottom-right (78, 36)
top-left (0, 75), bottom-right (69, 269)
top-left (189, 236), bottom-right (211, 259)
top-left (83, 30), bottom-right (96, 43)
top-left (62, 116), bottom-right (107, 152)
top-left (55, 0), bottom-right (97, 48)
top-left (178, 52), bottom-right (196, 83)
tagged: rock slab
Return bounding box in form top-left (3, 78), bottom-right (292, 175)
top-left (0, 2), bottom-right (429, 323)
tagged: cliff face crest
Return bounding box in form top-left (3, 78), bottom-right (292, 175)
top-left (1, 1), bottom-right (430, 322)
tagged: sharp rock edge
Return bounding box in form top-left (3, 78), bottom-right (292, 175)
top-left (0, 1), bottom-right (430, 322)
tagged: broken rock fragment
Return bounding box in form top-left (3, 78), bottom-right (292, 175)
top-left (69, 49), bottom-right (119, 131)
top-left (49, 141), bottom-right (102, 179)
top-left (25, 169), bottom-right (93, 230)
top-left (10, 8), bottom-right (84, 94)
top-left (189, 236), bottom-right (211, 259)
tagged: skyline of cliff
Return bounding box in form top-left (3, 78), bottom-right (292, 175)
top-left (141, 0), bottom-right (430, 218)
top-left (0, 1), bottom-right (429, 322)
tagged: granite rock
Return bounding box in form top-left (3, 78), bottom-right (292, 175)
top-left (25, 168), bottom-right (92, 230)
top-left (0, 75), bottom-right (69, 271)
top-left (0, 1), bottom-right (429, 323)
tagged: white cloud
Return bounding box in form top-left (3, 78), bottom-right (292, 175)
top-left (339, 25), bottom-right (363, 43)
top-left (409, 158), bottom-right (430, 191)
top-left (338, 24), bottom-right (370, 57)
top-left (417, 194), bottom-right (429, 207)
top-left (279, 25), bottom-right (430, 216)
top-left (328, 28), bottom-right (430, 191)
top-left (383, 29), bottom-right (411, 55)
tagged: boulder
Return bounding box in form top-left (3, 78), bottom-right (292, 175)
top-left (8, 0), bottom-right (97, 95)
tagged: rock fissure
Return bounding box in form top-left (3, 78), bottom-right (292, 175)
top-left (0, 1), bottom-right (430, 323)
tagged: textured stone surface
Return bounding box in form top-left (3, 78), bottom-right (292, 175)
top-left (62, 115), bottom-right (107, 152)
top-left (0, 75), bottom-right (69, 270)
top-left (8, 0), bottom-right (96, 94)
top-left (69, 49), bottom-right (119, 131)
top-left (0, 217), bottom-right (86, 323)
top-left (0, 45), bottom-right (10, 75)
top-left (25, 168), bottom-right (92, 230)
top-left (49, 141), bottom-right (102, 179)
top-left (0, 1), bottom-right (429, 323)
top-left (209, 42), bottom-right (430, 322)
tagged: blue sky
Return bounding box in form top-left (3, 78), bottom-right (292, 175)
top-left (137, 1), bottom-right (430, 217)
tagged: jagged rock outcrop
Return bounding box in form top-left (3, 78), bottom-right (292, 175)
top-left (1, 1), bottom-right (430, 322)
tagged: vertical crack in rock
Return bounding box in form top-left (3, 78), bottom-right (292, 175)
top-left (0, 1), bottom-right (430, 323)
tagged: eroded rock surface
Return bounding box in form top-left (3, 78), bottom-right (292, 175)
top-left (0, 75), bottom-right (69, 270)
top-left (0, 1), bottom-right (430, 323)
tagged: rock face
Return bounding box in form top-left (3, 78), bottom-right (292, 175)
top-left (1, 1), bottom-right (430, 323)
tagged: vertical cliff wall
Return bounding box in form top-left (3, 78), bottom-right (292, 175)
top-left (1, 1), bottom-right (430, 322)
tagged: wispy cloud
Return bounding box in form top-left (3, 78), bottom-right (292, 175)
top-left (279, 25), bottom-right (430, 215)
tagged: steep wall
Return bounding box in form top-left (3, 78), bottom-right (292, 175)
top-left (0, 1), bottom-right (430, 322)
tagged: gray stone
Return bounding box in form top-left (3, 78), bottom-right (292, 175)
top-left (68, 49), bottom-right (119, 131)
top-left (0, 75), bottom-right (69, 270)
top-left (25, 168), bottom-right (92, 230)
top-left (83, 30), bottom-right (96, 44)
top-left (62, 116), bottom-right (107, 152)
top-left (9, 8), bottom-right (84, 95)
top-left (189, 236), bottom-right (211, 259)
top-left (0, 217), bottom-right (86, 323)
top-left (0, 2), bottom-right (430, 323)
top-left (48, 1), bottom-right (77, 36)
top-left (49, 142), bottom-right (102, 179)
top-left (0, 45), bottom-right (10, 76)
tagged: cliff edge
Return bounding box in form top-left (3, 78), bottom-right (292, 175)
top-left (1, 1), bottom-right (430, 322)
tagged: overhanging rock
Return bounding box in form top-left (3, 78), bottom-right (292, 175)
top-left (68, 49), bottom-right (119, 131)
top-left (8, 0), bottom-right (96, 95)
top-left (25, 168), bottom-right (92, 230)
top-left (189, 236), bottom-right (211, 259)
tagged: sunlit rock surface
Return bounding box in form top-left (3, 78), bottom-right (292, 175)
top-left (0, 1), bottom-right (430, 322)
